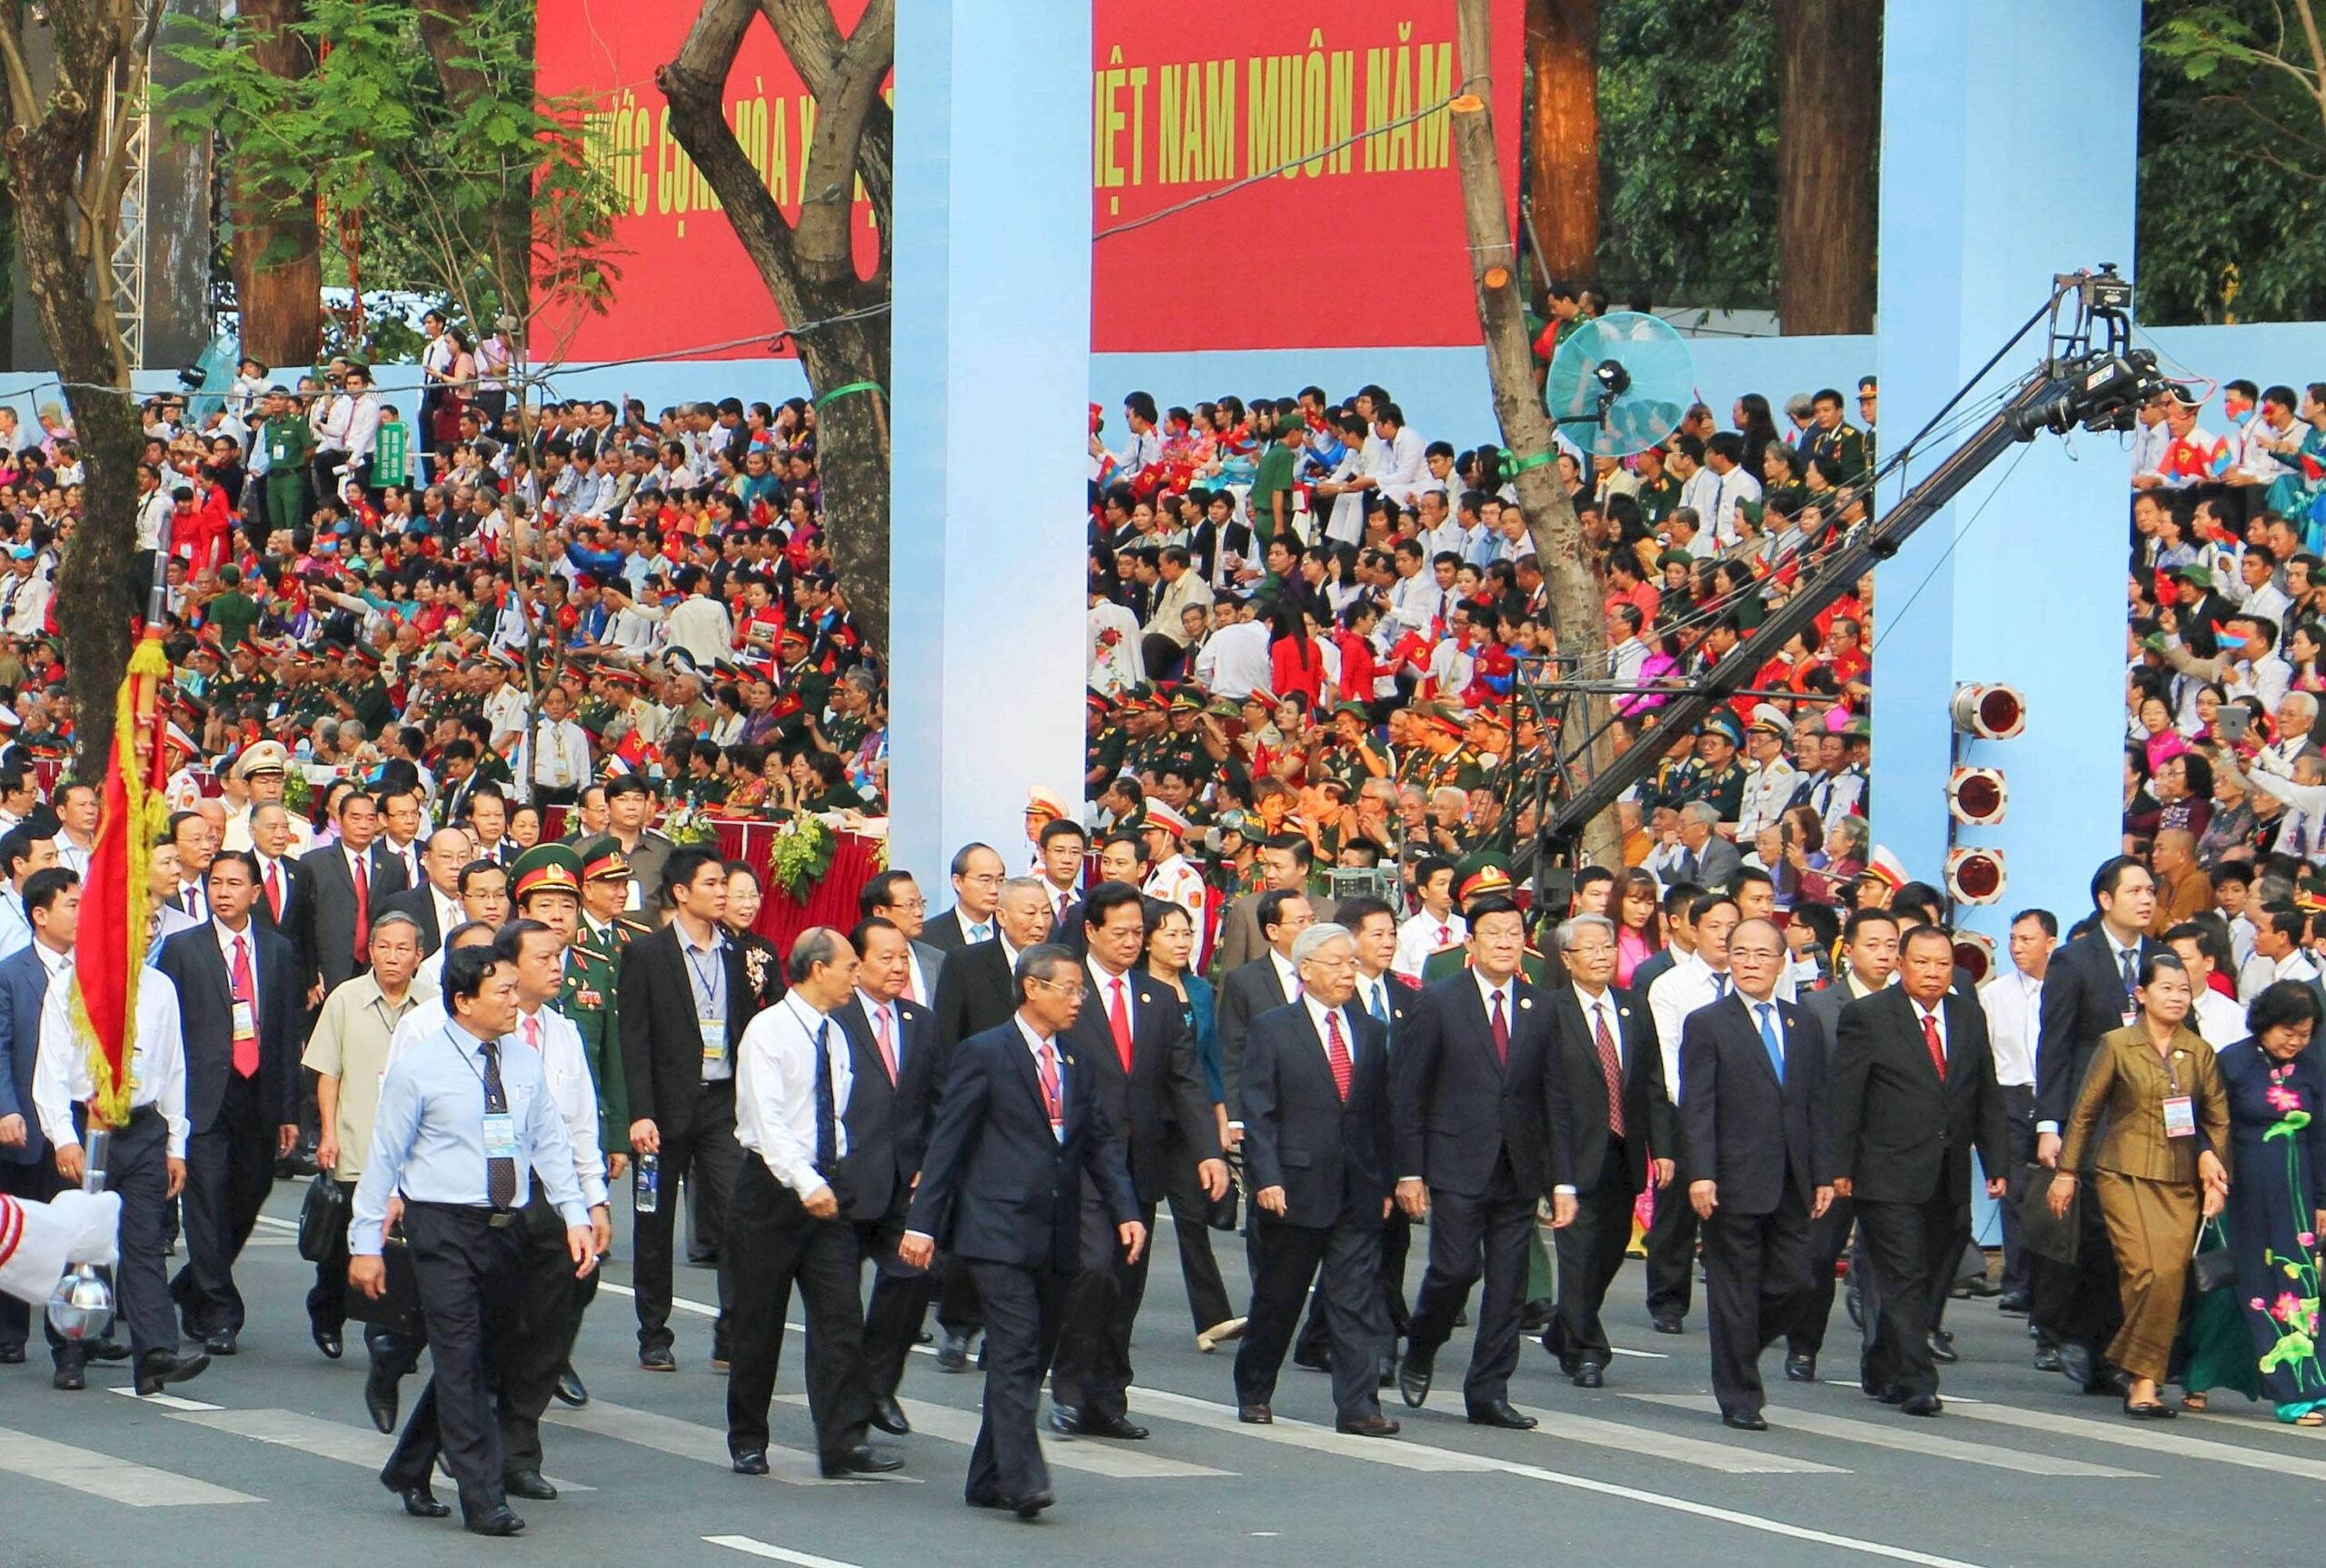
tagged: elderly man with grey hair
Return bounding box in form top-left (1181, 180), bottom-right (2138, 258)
top-left (1674, 799), bottom-right (1743, 890)
top-left (1231, 923), bottom-right (1399, 1435)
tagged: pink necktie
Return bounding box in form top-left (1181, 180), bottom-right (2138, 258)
top-left (523, 1014), bottom-right (542, 1052)
top-left (230, 936), bottom-right (259, 1077)
top-left (1037, 1038), bottom-right (1063, 1131)
top-left (1490, 989), bottom-right (1509, 1066)
top-left (873, 1004), bottom-right (898, 1085)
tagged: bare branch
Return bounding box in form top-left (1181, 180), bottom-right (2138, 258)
top-left (760, 0), bottom-right (893, 230)
top-left (791, 0), bottom-right (890, 278)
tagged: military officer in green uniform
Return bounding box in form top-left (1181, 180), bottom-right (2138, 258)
top-left (1158, 690), bottom-right (1210, 782)
top-left (1416, 704), bottom-right (1487, 797)
top-left (1805, 386), bottom-right (1870, 484)
top-left (577, 836), bottom-right (653, 953)
top-left (257, 385), bottom-right (316, 533)
top-left (1672, 710), bottom-right (1748, 827)
top-left (1084, 690), bottom-right (1127, 802)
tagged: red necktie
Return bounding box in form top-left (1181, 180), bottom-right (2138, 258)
top-left (1921, 1011), bottom-right (1947, 1082)
top-left (1490, 988), bottom-right (1510, 1066)
top-left (1108, 977), bottom-right (1135, 1073)
top-left (264, 860), bottom-right (283, 923)
top-left (1593, 1000), bottom-right (1625, 1137)
top-left (351, 852), bottom-right (370, 961)
top-left (1324, 1008), bottom-right (1353, 1102)
top-left (873, 1004), bottom-right (899, 1086)
top-left (230, 934), bottom-right (259, 1078)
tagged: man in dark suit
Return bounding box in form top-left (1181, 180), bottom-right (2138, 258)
top-left (1392, 890), bottom-right (1572, 1427)
top-left (835, 915), bottom-right (943, 1434)
top-left (1679, 917), bottom-right (1834, 1430)
top-left (1786, 907), bottom-right (1899, 1380)
top-left (1235, 922), bottom-right (1399, 1434)
top-left (1215, 888), bottom-right (1314, 1105)
top-left (299, 789), bottom-right (410, 997)
top-left (375, 825), bottom-right (473, 959)
top-left (922, 842), bottom-right (1007, 953)
top-left (858, 869), bottom-right (945, 1006)
top-left (1049, 881), bottom-right (1226, 1439)
top-left (0, 868), bottom-right (69, 1365)
top-left (618, 848), bottom-right (754, 1370)
top-left (1541, 913), bottom-right (1672, 1388)
top-left (2033, 855), bottom-right (2159, 1393)
top-left (1829, 927), bottom-right (2010, 1415)
top-left (929, 877), bottom-right (1052, 1049)
top-left (156, 850), bottom-right (305, 1354)
top-left (900, 944), bottom-right (1146, 1519)
top-left (245, 802), bottom-right (317, 994)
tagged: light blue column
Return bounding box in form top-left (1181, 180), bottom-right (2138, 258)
top-left (1873, 0), bottom-right (2138, 938)
top-left (889, 1), bottom-right (1091, 883)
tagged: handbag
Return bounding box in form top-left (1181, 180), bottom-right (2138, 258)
top-left (343, 1228), bottom-right (424, 1340)
top-left (296, 1171), bottom-right (349, 1264)
top-left (2192, 1218), bottom-right (2238, 1294)
top-left (2017, 1161), bottom-right (2080, 1266)
top-left (1204, 1168), bottom-right (1241, 1232)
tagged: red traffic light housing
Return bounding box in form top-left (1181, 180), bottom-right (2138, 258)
top-left (1951, 683), bottom-right (2026, 741)
top-left (1947, 767), bottom-right (2008, 826)
top-left (1951, 930), bottom-right (1996, 985)
top-left (1945, 846), bottom-right (2007, 906)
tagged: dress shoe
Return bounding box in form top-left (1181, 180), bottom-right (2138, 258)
top-left (134, 1349), bottom-right (209, 1398)
top-left (1518, 1299), bottom-right (1555, 1334)
top-left (553, 1364), bottom-right (587, 1408)
top-left (1292, 1345), bottom-right (1331, 1373)
top-left (1864, 1384), bottom-right (1904, 1405)
top-left (870, 1394), bottom-right (911, 1435)
top-left (1899, 1394), bottom-right (1943, 1417)
top-left (2123, 1396), bottom-right (2176, 1421)
top-left (88, 1340), bottom-right (131, 1363)
top-left (936, 1328), bottom-right (973, 1373)
top-left (1722, 1410), bottom-right (1769, 1432)
top-left (1784, 1353), bottom-right (1817, 1384)
top-left (503, 1468), bottom-right (557, 1501)
top-left (1466, 1400), bottom-right (1537, 1430)
top-left (639, 1345), bottom-right (677, 1373)
top-left (1238, 1403), bottom-right (1273, 1424)
top-left (1336, 1413), bottom-right (1401, 1437)
top-left (393, 1485), bottom-right (451, 1519)
top-left (711, 1356), bottom-right (731, 1373)
top-left (203, 1328), bottom-right (238, 1356)
top-left (1453, 1308), bottom-right (1470, 1328)
top-left (1997, 1291), bottom-right (2033, 1315)
top-left (53, 1362), bottom-right (84, 1392)
top-left (1926, 1330), bottom-right (1959, 1365)
top-left (1650, 1315), bottom-right (1684, 1335)
top-left (1197, 1316), bottom-right (1247, 1353)
top-left (1010, 1488), bottom-right (1056, 1519)
top-left (2032, 1346), bottom-right (2063, 1374)
top-left (366, 1365), bottom-right (402, 1434)
top-left (1078, 1413), bottom-right (1149, 1440)
top-left (731, 1449), bottom-right (770, 1475)
top-left (821, 1444), bottom-right (905, 1477)
top-left (462, 1506), bottom-right (526, 1537)
top-left (313, 1325), bottom-right (343, 1361)
top-left (0, 1344), bottom-right (23, 1364)
top-left (1397, 1346), bottom-right (1434, 1408)
top-left (1572, 1364), bottom-right (1605, 1390)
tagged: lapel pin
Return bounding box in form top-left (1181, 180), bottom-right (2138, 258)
top-left (1619, 1007), bottom-right (1631, 1017)
top-left (1518, 997), bottom-right (1533, 1011)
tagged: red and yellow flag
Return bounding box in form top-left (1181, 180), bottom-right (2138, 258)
top-left (70, 629), bottom-right (172, 1129)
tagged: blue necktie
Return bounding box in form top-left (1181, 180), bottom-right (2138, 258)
top-left (1368, 980), bottom-right (1389, 1024)
top-left (812, 1019), bottom-right (839, 1181)
top-left (1713, 971), bottom-right (1731, 999)
top-left (1756, 1002), bottom-right (1784, 1083)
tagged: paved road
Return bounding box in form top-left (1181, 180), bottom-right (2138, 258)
top-left (5, 1187), bottom-right (2324, 1568)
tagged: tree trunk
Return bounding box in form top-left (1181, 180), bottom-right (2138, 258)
top-left (231, 0), bottom-right (320, 366)
top-left (415, 0), bottom-right (532, 318)
top-left (1526, 0), bottom-right (1598, 285)
top-left (1774, 0), bottom-right (1877, 334)
top-left (658, 0), bottom-right (892, 655)
top-left (1454, 0), bottom-right (1619, 870)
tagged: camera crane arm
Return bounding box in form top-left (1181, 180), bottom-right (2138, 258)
top-left (1538, 267), bottom-right (2170, 861)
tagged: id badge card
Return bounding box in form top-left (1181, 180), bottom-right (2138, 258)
top-left (232, 999), bottom-right (257, 1040)
top-left (2162, 1094), bottom-right (2197, 1139)
top-left (700, 1015), bottom-right (726, 1066)
top-left (2122, 1004), bottom-right (2140, 1028)
top-left (482, 1112), bottom-right (518, 1160)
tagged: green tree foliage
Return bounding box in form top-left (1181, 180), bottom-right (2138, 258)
top-left (1594, 0), bottom-right (1778, 313)
top-left (2143, 0), bottom-right (2326, 324)
top-left (158, 0), bottom-right (621, 358)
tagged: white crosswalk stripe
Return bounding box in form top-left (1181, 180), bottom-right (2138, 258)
top-left (0, 1426), bottom-right (262, 1507)
top-left (163, 1404), bottom-right (594, 1492)
top-left (1618, 1394), bottom-right (2149, 1477)
top-left (1528, 1407), bottom-right (1846, 1475)
top-left (545, 1396), bottom-right (918, 1486)
top-left (778, 1393), bottom-right (1229, 1478)
top-left (1951, 1401), bottom-right (2326, 1482)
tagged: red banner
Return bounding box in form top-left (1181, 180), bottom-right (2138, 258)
top-left (535, 1), bottom-right (1523, 362)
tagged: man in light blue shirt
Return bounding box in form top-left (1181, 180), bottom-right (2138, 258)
top-left (351, 944), bottom-right (593, 1537)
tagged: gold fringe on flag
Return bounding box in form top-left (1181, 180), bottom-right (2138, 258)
top-left (72, 634), bottom-right (172, 1130)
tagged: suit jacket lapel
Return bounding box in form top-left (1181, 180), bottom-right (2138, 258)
top-left (194, 927), bottom-right (234, 1013)
top-left (1732, 994), bottom-right (1782, 1087)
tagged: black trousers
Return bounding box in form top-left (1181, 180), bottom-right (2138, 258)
top-left (855, 1206), bottom-right (922, 1402)
top-left (1051, 1190), bottom-right (1156, 1420)
top-left (1547, 1141), bottom-right (1643, 1372)
top-left (2032, 1166), bottom-right (2124, 1360)
top-left (1299, 1206), bottom-right (1410, 1361)
top-left (934, 1253), bottom-right (983, 1336)
top-left (1997, 1086), bottom-right (2038, 1297)
top-left (725, 1160), bottom-right (870, 1463)
top-left (0, 1154), bottom-right (63, 1355)
top-left (496, 1194), bottom-right (582, 1478)
top-left (1856, 1189), bottom-right (1968, 1401)
top-left (57, 1109), bottom-right (174, 1365)
top-left (1405, 1156), bottom-right (1534, 1409)
top-left (382, 1203), bottom-right (524, 1518)
top-left (1644, 1175), bottom-right (1700, 1323)
top-left (173, 1073), bottom-right (275, 1337)
top-left (306, 1176), bottom-right (405, 1365)
top-left (1788, 1194), bottom-right (1857, 1359)
top-left (965, 1259), bottom-right (1069, 1507)
top-left (1159, 1133), bottom-right (1234, 1332)
top-left (630, 1087), bottom-right (741, 1356)
top-left (1701, 1182), bottom-right (1815, 1419)
top-left (1237, 1206), bottom-right (1389, 1421)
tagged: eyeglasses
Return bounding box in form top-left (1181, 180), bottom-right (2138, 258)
top-left (883, 897), bottom-right (928, 911)
top-left (1031, 978), bottom-right (1086, 1000)
top-left (961, 874), bottom-right (1005, 889)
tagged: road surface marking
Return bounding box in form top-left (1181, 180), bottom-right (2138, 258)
top-left (0, 1426), bottom-right (259, 1507)
top-left (1620, 1394), bottom-right (2147, 1477)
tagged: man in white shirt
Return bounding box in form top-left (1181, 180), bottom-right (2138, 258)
top-left (50, 781), bottom-right (96, 878)
top-left (1191, 606), bottom-right (1273, 700)
top-left (510, 686), bottom-right (594, 807)
top-left (725, 928), bottom-right (899, 1479)
top-left (2241, 907), bottom-right (2321, 1003)
top-left (1979, 908), bottom-right (2053, 1309)
top-left (663, 568), bottom-right (735, 670)
top-left (1368, 404), bottom-right (1429, 506)
top-left (1392, 858), bottom-right (1466, 980)
top-left (0, 824), bottom-right (56, 961)
top-left (2128, 394), bottom-right (2172, 489)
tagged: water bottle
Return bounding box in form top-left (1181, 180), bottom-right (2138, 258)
top-left (634, 1151), bottom-right (660, 1215)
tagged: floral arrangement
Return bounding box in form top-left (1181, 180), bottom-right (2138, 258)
top-left (660, 802), bottom-right (718, 849)
top-left (2253, 1065), bottom-right (2323, 1381)
top-left (770, 812), bottom-right (837, 900)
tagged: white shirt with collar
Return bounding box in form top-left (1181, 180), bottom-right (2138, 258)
top-left (2190, 985), bottom-right (2248, 1049)
top-left (1470, 967), bottom-right (1517, 1028)
top-left (1909, 995), bottom-right (1948, 1058)
top-left (1978, 967), bottom-right (2042, 1087)
top-left (1393, 909), bottom-right (1465, 980)
top-left (212, 914), bottom-right (263, 998)
top-left (856, 988), bottom-right (906, 1082)
top-left (1088, 957), bottom-right (1140, 1036)
top-left (1648, 953), bottom-right (1731, 1091)
top-left (1570, 981), bottom-right (1623, 1071)
top-left (381, 837), bottom-right (422, 889)
top-left (510, 1005), bottom-right (608, 1207)
top-left (734, 991), bottom-right (853, 1200)
top-left (1355, 968), bottom-right (1398, 1030)
top-left (676, 919), bottom-right (735, 1083)
top-left (35, 965), bottom-right (188, 1157)
top-left (1267, 948), bottom-right (1303, 1006)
